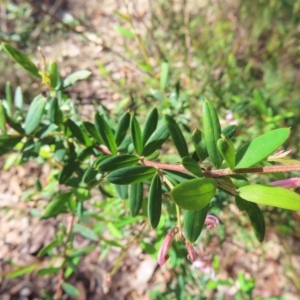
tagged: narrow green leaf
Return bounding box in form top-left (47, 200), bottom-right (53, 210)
top-left (62, 282), bottom-right (80, 297)
top-left (217, 134), bottom-right (235, 170)
top-left (97, 154), bottom-right (139, 172)
top-left (38, 239), bottom-right (60, 257)
top-left (129, 183), bottom-right (144, 217)
top-left (5, 81), bottom-right (13, 117)
top-left (63, 70), bottom-right (91, 88)
top-left (83, 121), bottom-right (102, 143)
top-left (130, 115), bottom-right (143, 155)
top-left (171, 178), bottom-right (217, 211)
top-left (143, 123), bottom-right (170, 156)
top-left (202, 100), bottom-right (223, 168)
top-left (192, 129), bottom-right (208, 161)
top-left (115, 111), bottom-right (130, 146)
top-left (66, 119), bottom-right (91, 146)
top-left (115, 25), bottom-right (135, 38)
top-left (183, 205), bottom-right (209, 243)
top-left (142, 107), bottom-right (158, 145)
top-left (235, 128), bottom-right (290, 168)
top-left (82, 166), bottom-right (98, 184)
top-left (37, 267), bottom-right (60, 276)
top-left (6, 264), bottom-right (36, 279)
top-left (230, 175), bottom-right (249, 188)
top-left (222, 124), bottom-right (237, 138)
top-left (2, 43), bottom-right (41, 78)
top-left (0, 101), bottom-right (7, 135)
top-left (115, 184), bottom-right (128, 199)
top-left (160, 61), bottom-right (169, 90)
top-left (182, 156), bottom-right (203, 177)
top-left (48, 61), bottom-right (62, 90)
top-left (73, 224), bottom-right (98, 241)
top-left (165, 114), bottom-right (189, 158)
top-left (59, 160), bottom-right (76, 184)
top-left (24, 95), bottom-right (46, 134)
top-left (42, 192), bottom-right (72, 218)
top-left (94, 113), bottom-right (117, 155)
top-left (107, 166), bottom-right (156, 185)
top-left (236, 196), bottom-right (265, 242)
top-left (0, 135), bottom-right (22, 156)
top-left (48, 98), bottom-right (63, 125)
top-left (114, 11), bottom-right (131, 22)
top-left (238, 184), bottom-right (300, 210)
top-left (148, 173), bottom-right (162, 228)
top-left (14, 86), bottom-right (23, 110)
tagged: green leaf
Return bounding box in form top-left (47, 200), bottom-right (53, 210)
top-left (165, 114), bottom-right (189, 158)
top-left (183, 205), bottom-right (209, 243)
top-left (107, 166), bottom-right (156, 185)
top-left (148, 173), bottom-right (162, 228)
top-left (114, 11), bottom-right (131, 22)
top-left (182, 156), bottom-right (203, 177)
top-left (129, 183), bottom-right (144, 217)
top-left (2, 43), bottom-right (41, 78)
top-left (94, 113), bottom-right (117, 155)
top-left (230, 175), bottom-right (249, 188)
top-left (217, 134), bottom-right (235, 170)
top-left (66, 119), bottom-right (91, 146)
top-left (171, 178), bottom-right (217, 211)
top-left (37, 239), bottom-right (60, 257)
top-left (14, 86), bottom-right (23, 110)
top-left (143, 123), bottom-right (170, 156)
top-left (59, 160), bottom-right (76, 184)
top-left (238, 184), bottom-right (300, 210)
top-left (0, 101), bottom-right (7, 135)
top-left (202, 100), bottom-right (223, 168)
top-left (73, 224), bottom-right (98, 241)
top-left (37, 267), bottom-right (60, 276)
top-left (82, 166), bottom-right (98, 184)
top-left (5, 81), bottom-right (12, 117)
top-left (222, 124), bottom-right (237, 138)
top-left (236, 196), bottom-right (265, 242)
top-left (192, 129), bottom-right (208, 161)
top-left (83, 121), bottom-right (102, 143)
top-left (6, 264), bottom-right (36, 279)
top-left (62, 282), bottom-right (80, 297)
top-left (115, 184), bottom-right (128, 199)
top-left (115, 25), bottom-right (135, 38)
top-left (130, 115), bottom-right (143, 155)
top-left (24, 95), bottom-right (46, 134)
top-left (160, 61), bottom-right (169, 90)
top-left (235, 128), bottom-right (290, 168)
top-left (63, 70), bottom-right (91, 88)
top-left (115, 111), bottom-right (130, 145)
top-left (48, 98), bottom-right (63, 125)
top-left (142, 107), bottom-right (158, 145)
top-left (0, 135), bottom-right (22, 156)
top-left (42, 192), bottom-right (72, 218)
top-left (48, 61), bottom-right (62, 90)
top-left (97, 154), bottom-right (139, 172)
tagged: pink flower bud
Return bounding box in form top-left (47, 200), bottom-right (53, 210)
top-left (157, 227), bottom-right (179, 266)
top-left (186, 241), bottom-right (196, 263)
top-left (270, 178), bottom-right (300, 189)
top-left (205, 214), bottom-right (219, 230)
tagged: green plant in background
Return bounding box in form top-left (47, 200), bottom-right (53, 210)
top-left (1, 43), bottom-right (300, 298)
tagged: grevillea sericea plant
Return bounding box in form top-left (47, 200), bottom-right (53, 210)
top-left (1, 42), bottom-right (300, 276)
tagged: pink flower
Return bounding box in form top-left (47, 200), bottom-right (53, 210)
top-left (157, 227), bottom-right (179, 266)
top-left (186, 241), bottom-right (196, 262)
top-left (205, 214), bottom-right (219, 230)
top-left (270, 178), bottom-right (300, 189)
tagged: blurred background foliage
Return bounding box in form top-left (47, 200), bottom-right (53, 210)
top-left (0, 0), bottom-right (300, 299)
